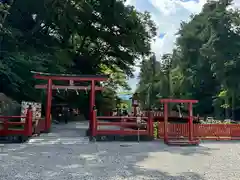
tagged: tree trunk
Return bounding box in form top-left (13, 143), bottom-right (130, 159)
top-left (231, 90), bottom-right (235, 120)
top-left (225, 97), bottom-right (229, 119)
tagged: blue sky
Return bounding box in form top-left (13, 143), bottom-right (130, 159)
top-left (126, 0), bottom-right (240, 92)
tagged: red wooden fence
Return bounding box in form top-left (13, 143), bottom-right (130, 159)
top-left (95, 111), bottom-right (240, 141)
top-left (158, 123), bottom-right (240, 140)
top-left (92, 110), bottom-right (154, 137)
top-left (142, 111), bottom-right (163, 117)
top-left (0, 109), bottom-right (33, 137)
top-left (142, 111), bottom-right (188, 117)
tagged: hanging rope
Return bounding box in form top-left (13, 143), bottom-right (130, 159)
top-left (65, 88), bottom-right (68, 96)
top-left (75, 90), bottom-right (79, 95)
top-left (69, 80), bottom-right (74, 86)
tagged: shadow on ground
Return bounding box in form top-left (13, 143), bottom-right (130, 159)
top-left (0, 122), bottom-right (226, 180)
top-left (0, 142), bottom-right (208, 180)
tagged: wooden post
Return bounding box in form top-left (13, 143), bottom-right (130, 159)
top-left (89, 80), bottom-right (95, 133)
top-left (133, 106), bottom-right (136, 116)
top-left (164, 102), bottom-right (168, 142)
top-left (45, 79), bottom-right (52, 132)
top-left (148, 111), bottom-right (153, 138)
top-left (188, 102), bottom-right (193, 141)
top-left (132, 94), bottom-right (139, 116)
top-left (25, 107), bottom-right (33, 136)
top-left (92, 109), bottom-right (97, 137)
top-left (3, 119), bottom-right (8, 136)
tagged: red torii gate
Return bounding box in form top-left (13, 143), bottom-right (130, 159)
top-left (32, 71), bottom-right (109, 133)
top-left (160, 98), bottom-right (199, 145)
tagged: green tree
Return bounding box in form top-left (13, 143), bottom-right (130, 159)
top-left (136, 54), bottom-right (162, 109)
top-left (137, 0), bottom-right (240, 120)
top-left (0, 0), bottom-right (156, 109)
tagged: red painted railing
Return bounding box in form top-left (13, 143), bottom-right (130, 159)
top-left (92, 110), bottom-right (154, 137)
top-left (158, 123), bottom-right (240, 140)
top-left (94, 111), bottom-right (240, 141)
top-left (107, 110), bottom-right (187, 118)
top-left (142, 111), bottom-right (195, 119)
top-left (0, 109), bottom-right (33, 137)
top-left (142, 111), bottom-right (164, 117)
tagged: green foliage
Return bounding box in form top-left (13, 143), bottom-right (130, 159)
top-left (153, 122), bottom-right (158, 139)
top-left (136, 54), bottom-right (161, 109)
top-left (0, 0), bottom-right (156, 112)
top-left (137, 0), bottom-right (240, 119)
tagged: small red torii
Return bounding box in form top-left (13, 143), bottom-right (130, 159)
top-left (160, 99), bottom-right (199, 145)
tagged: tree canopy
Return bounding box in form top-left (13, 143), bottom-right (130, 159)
top-left (137, 0), bottom-right (240, 119)
top-left (0, 0), bottom-right (156, 113)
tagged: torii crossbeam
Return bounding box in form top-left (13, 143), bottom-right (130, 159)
top-left (32, 71), bottom-right (109, 134)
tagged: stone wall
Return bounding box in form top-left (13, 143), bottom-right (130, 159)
top-left (0, 93), bottom-right (21, 116)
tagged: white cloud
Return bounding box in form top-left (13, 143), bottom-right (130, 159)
top-left (127, 0), bottom-right (240, 91)
top-left (127, 0), bottom-right (206, 91)
top-left (149, 0), bottom-right (206, 59)
top-left (150, 0), bottom-right (178, 16)
top-left (125, 0), bottom-right (137, 6)
top-left (234, 0), bottom-right (240, 8)
top-left (149, 0), bottom-right (240, 60)
top-left (179, 0), bottom-right (207, 14)
top-left (151, 23), bottom-right (177, 59)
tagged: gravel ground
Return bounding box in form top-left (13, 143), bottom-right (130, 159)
top-left (0, 122), bottom-right (240, 180)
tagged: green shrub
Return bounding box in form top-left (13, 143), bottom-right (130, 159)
top-left (153, 122), bottom-right (158, 139)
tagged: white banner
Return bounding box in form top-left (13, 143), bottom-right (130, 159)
top-left (21, 101), bottom-right (42, 122)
